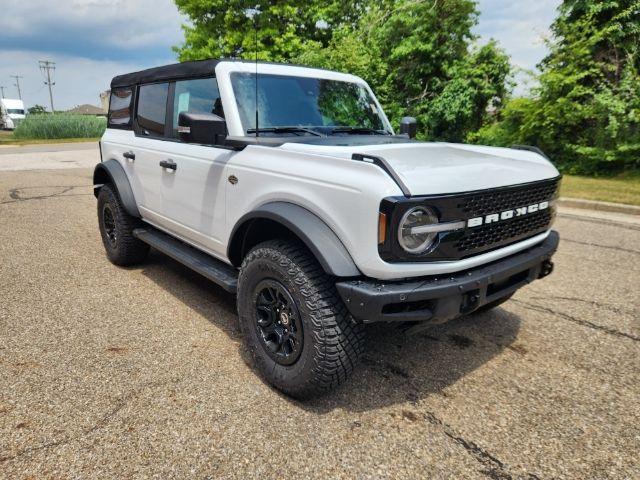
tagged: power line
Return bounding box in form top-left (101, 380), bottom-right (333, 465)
top-left (38, 60), bottom-right (56, 112)
top-left (10, 75), bottom-right (23, 100)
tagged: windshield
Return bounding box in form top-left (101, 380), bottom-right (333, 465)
top-left (7, 109), bottom-right (24, 115)
top-left (230, 72), bottom-right (390, 135)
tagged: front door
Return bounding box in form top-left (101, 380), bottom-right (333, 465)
top-left (155, 77), bottom-right (232, 259)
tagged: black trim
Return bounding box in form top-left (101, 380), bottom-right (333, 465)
top-left (378, 176), bottom-right (561, 262)
top-left (111, 59), bottom-right (220, 88)
top-left (164, 82), bottom-right (176, 139)
top-left (352, 153), bottom-right (411, 197)
top-left (336, 231), bottom-right (559, 323)
top-left (93, 159), bottom-right (140, 218)
top-left (133, 227), bottom-right (238, 293)
top-left (110, 58), bottom-right (369, 89)
top-left (511, 145), bottom-right (550, 160)
top-left (227, 202), bottom-right (360, 277)
top-left (223, 134), bottom-right (415, 149)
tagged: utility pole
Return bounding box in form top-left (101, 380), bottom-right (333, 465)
top-left (10, 75), bottom-right (23, 100)
top-left (39, 60), bottom-right (56, 112)
top-left (0, 86), bottom-right (5, 98)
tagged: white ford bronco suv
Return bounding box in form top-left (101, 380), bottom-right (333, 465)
top-left (96, 59), bottom-right (560, 398)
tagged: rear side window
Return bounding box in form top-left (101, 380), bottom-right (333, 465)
top-left (108, 88), bottom-right (133, 127)
top-left (171, 77), bottom-right (223, 138)
top-left (136, 83), bottom-right (169, 137)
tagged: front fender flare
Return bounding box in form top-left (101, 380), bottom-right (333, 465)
top-left (229, 202), bottom-right (361, 278)
top-left (93, 159), bottom-right (140, 218)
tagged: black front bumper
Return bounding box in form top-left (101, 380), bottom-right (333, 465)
top-left (336, 231), bottom-right (559, 324)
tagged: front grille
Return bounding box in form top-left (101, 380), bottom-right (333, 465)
top-left (458, 181), bottom-right (558, 217)
top-left (450, 178), bottom-right (560, 258)
top-left (378, 176), bottom-right (561, 263)
top-left (456, 209), bottom-right (553, 253)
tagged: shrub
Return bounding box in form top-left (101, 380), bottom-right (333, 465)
top-left (13, 113), bottom-right (106, 139)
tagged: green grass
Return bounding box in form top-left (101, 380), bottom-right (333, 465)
top-left (561, 172), bottom-right (640, 206)
top-left (12, 113), bottom-right (106, 140)
top-left (0, 130), bottom-right (99, 146)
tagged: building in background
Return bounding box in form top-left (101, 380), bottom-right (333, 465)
top-left (100, 90), bottom-right (111, 113)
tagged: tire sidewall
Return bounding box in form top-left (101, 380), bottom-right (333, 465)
top-left (238, 247), bottom-right (323, 394)
top-left (97, 186), bottom-right (120, 259)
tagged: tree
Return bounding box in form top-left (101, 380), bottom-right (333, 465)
top-left (296, 0), bottom-right (511, 141)
top-left (477, 0), bottom-right (640, 174)
top-left (173, 1), bottom-right (367, 62)
top-left (174, 0), bottom-right (512, 142)
top-left (28, 105), bottom-right (47, 114)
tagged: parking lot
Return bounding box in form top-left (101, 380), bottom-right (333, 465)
top-left (1, 144), bottom-right (638, 479)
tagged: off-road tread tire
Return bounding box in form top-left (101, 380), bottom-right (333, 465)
top-left (238, 240), bottom-right (365, 399)
top-left (97, 183), bottom-right (149, 266)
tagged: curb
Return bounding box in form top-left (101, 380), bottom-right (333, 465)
top-left (557, 197), bottom-right (640, 216)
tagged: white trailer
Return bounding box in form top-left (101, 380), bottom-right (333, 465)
top-left (0, 98), bottom-right (26, 130)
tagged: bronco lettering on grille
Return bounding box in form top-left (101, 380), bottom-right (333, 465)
top-left (467, 201), bottom-right (549, 228)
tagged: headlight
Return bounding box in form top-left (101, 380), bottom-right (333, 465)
top-left (398, 206), bottom-right (439, 254)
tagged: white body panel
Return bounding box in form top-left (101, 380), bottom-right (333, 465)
top-left (279, 142), bottom-right (559, 195)
top-left (100, 61), bottom-right (560, 281)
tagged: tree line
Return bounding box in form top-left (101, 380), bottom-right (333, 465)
top-left (174, 0), bottom-right (640, 175)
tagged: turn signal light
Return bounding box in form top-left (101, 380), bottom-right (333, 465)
top-left (378, 212), bottom-right (387, 244)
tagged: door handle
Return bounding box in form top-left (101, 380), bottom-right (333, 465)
top-left (123, 151), bottom-right (135, 161)
top-left (159, 159), bottom-right (177, 171)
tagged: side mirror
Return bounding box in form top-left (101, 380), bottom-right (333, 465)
top-left (399, 116), bottom-right (418, 139)
top-left (178, 111), bottom-right (226, 145)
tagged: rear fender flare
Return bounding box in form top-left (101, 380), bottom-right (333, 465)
top-left (93, 159), bottom-right (140, 218)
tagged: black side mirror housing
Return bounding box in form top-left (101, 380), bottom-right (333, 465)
top-left (178, 111), bottom-right (226, 146)
top-left (399, 116), bottom-right (418, 139)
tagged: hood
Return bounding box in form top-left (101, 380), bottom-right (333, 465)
top-left (279, 141), bottom-right (560, 195)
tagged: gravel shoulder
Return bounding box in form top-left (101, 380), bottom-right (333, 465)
top-left (1, 168), bottom-right (638, 479)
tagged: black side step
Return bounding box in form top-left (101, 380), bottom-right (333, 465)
top-left (133, 227), bottom-right (238, 293)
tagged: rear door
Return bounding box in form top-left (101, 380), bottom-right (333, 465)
top-left (130, 82), bottom-right (171, 222)
top-left (155, 77), bottom-right (233, 258)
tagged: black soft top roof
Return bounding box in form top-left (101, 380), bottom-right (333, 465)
top-left (110, 59), bottom-right (221, 89)
top-left (110, 58), bottom-right (350, 89)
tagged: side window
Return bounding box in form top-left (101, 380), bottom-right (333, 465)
top-left (171, 77), bottom-right (223, 138)
top-left (136, 83), bottom-right (169, 137)
top-left (108, 87), bottom-right (133, 127)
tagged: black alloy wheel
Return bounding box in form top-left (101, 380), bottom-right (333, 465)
top-left (254, 279), bottom-right (304, 365)
top-left (102, 203), bottom-right (118, 248)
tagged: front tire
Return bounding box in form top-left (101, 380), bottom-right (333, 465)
top-left (237, 240), bottom-right (365, 399)
top-left (97, 184), bottom-right (149, 266)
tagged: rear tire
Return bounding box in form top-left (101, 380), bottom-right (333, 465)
top-left (237, 240), bottom-right (365, 399)
top-left (97, 184), bottom-right (149, 266)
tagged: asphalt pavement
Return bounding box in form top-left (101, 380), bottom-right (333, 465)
top-left (0, 146), bottom-right (638, 479)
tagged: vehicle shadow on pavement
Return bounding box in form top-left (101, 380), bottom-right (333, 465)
top-left (140, 250), bottom-right (522, 411)
top-left (304, 310), bottom-right (522, 412)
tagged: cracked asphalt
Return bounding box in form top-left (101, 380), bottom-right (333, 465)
top-left (0, 147), bottom-right (639, 479)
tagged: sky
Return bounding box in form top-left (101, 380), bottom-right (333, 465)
top-left (0, 0), bottom-right (561, 111)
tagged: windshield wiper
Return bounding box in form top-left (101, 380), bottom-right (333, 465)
top-left (329, 126), bottom-right (390, 136)
top-left (246, 126), bottom-right (323, 137)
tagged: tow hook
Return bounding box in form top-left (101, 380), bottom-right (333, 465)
top-left (539, 260), bottom-right (554, 278)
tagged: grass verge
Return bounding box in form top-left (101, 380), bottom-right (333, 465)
top-left (561, 173), bottom-right (640, 206)
top-left (13, 113), bottom-right (106, 139)
top-left (0, 130), bottom-right (99, 146)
